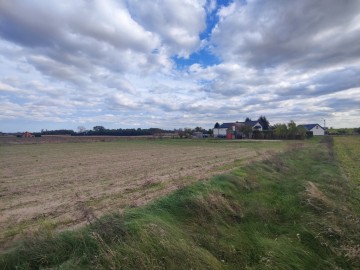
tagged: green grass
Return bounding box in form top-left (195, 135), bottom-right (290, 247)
top-left (333, 136), bottom-right (360, 186)
top-left (1, 137), bottom-right (359, 269)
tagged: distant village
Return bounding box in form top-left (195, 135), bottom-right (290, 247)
top-left (2, 116), bottom-right (352, 140)
top-left (211, 117), bottom-right (325, 140)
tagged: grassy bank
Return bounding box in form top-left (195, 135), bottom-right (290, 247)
top-left (333, 136), bottom-right (360, 189)
top-left (1, 137), bottom-right (359, 269)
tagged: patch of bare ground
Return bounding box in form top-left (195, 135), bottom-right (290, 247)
top-left (0, 135), bottom-right (156, 145)
top-left (0, 139), bottom-right (285, 249)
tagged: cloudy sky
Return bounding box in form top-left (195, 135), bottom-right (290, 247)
top-left (1, 0), bottom-right (360, 132)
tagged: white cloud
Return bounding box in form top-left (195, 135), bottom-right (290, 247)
top-left (0, 0), bottom-right (360, 131)
top-left (212, 0), bottom-right (360, 70)
top-left (0, 82), bottom-right (25, 94)
top-left (206, 0), bottom-right (217, 13)
top-left (127, 0), bottom-right (206, 58)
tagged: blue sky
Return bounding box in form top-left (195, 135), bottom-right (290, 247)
top-left (0, 0), bottom-right (360, 132)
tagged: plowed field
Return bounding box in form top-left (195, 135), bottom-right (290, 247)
top-left (0, 138), bottom-right (285, 249)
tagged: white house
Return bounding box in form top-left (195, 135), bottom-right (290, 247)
top-left (245, 121), bottom-right (263, 131)
top-left (213, 123), bottom-right (234, 138)
top-left (299, 124), bottom-right (325, 136)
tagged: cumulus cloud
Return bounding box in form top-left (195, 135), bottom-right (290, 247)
top-left (0, 0), bottom-right (170, 76)
top-left (212, 0), bottom-right (360, 70)
top-left (127, 0), bottom-right (206, 58)
top-left (0, 0), bottom-right (359, 131)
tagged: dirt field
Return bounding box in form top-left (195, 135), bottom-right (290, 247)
top-left (0, 138), bottom-right (286, 249)
top-left (0, 135), bottom-right (157, 145)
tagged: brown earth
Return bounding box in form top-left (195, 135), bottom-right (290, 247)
top-left (0, 138), bottom-right (285, 249)
top-left (0, 135), bottom-right (157, 145)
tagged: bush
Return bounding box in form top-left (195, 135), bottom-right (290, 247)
top-left (306, 131), bottom-right (313, 138)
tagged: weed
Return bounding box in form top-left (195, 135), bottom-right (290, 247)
top-left (76, 200), bottom-right (98, 225)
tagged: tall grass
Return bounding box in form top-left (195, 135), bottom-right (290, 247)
top-left (333, 136), bottom-right (360, 188)
top-left (1, 137), bottom-right (359, 269)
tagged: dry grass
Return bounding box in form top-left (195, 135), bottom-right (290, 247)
top-left (0, 138), bottom-right (285, 249)
top-left (304, 181), bottom-right (332, 212)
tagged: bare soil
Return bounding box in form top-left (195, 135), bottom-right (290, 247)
top-left (0, 138), bottom-right (285, 249)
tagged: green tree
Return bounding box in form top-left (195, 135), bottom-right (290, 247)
top-left (93, 126), bottom-right (106, 132)
top-left (287, 121), bottom-right (307, 140)
top-left (297, 125), bottom-right (307, 139)
top-left (258, 116), bottom-right (270, 130)
top-left (183, 128), bottom-right (192, 138)
top-left (214, 122), bottom-right (220, 128)
top-left (273, 123), bottom-right (288, 139)
top-left (287, 121), bottom-right (297, 139)
top-left (240, 124), bottom-right (253, 138)
top-left (245, 117), bottom-right (252, 122)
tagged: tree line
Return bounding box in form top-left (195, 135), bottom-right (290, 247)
top-left (40, 127), bottom-right (175, 136)
top-left (257, 121), bottom-right (311, 140)
top-left (39, 126), bottom-right (213, 138)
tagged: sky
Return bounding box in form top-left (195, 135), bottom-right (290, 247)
top-left (0, 0), bottom-right (360, 132)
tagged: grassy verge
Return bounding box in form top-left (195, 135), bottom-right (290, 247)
top-left (1, 137), bottom-right (359, 269)
top-left (333, 136), bottom-right (360, 188)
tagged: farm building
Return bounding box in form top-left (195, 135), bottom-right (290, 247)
top-left (213, 123), bottom-right (234, 138)
top-left (192, 131), bottom-right (203, 138)
top-left (213, 121), bottom-right (263, 139)
top-left (22, 132), bottom-right (34, 138)
top-left (299, 124), bottom-right (325, 136)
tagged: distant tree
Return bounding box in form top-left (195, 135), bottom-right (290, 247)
top-left (41, 129), bottom-right (75, 135)
top-left (273, 123), bottom-right (288, 139)
top-left (258, 116), bottom-right (270, 130)
top-left (240, 124), bottom-right (253, 138)
top-left (297, 125), bottom-right (307, 139)
top-left (355, 127), bottom-right (360, 134)
top-left (214, 122), bottom-right (220, 128)
top-left (287, 120), bottom-right (297, 139)
top-left (177, 129), bottom-right (185, 138)
top-left (245, 117), bottom-right (252, 122)
top-left (93, 126), bottom-right (106, 132)
top-left (184, 128), bottom-right (193, 138)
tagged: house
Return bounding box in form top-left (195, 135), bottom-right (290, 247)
top-left (299, 124), bottom-right (325, 136)
top-left (213, 123), bottom-right (235, 138)
top-left (213, 121), bottom-right (263, 139)
top-left (22, 131), bottom-right (34, 138)
top-left (243, 121), bottom-right (262, 131)
top-left (192, 131), bottom-right (203, 139)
